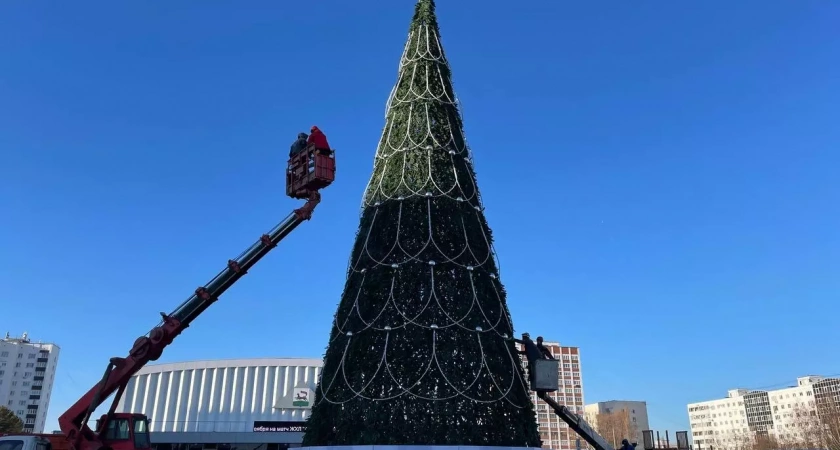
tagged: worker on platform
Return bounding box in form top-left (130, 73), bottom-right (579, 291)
top-left (513, 332), bottom-right (542, 388)
top-left (620, 439), bottom-right (637, 450)
top-left (307, 125), bottom-right (331, 154)
top-left (536, 336), bottom-right (555, 360)
top-left (289, 132), bottom-right (309, 158)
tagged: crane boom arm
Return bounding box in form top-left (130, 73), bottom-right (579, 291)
top-left (537, 391), bottom-right (615, 450)
top-left (57, 191), bottom-right (322, 450)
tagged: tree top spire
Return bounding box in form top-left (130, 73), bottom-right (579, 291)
top-left (411, 0), bottom-right (438, 29)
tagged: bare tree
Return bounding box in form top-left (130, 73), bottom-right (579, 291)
top-left (732, 430), bottom-right (757, 450)
top-left (750, 434), bottom-right (781, 450)
top-left (708, 430), bottom-right (755, 450)
top-left (698, 402), bottom-right (840, 450)
top-left (750, 402), bottom-right (840, 450)
top-left (816, 402), bottom-right (840, 450)
top-left (594, 410), bottom-right (638, 448)
top-left (778, 403), bottom-right (822, 449)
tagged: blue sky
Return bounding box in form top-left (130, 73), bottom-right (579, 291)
top-left (2, 0), bottom-right (839, 436)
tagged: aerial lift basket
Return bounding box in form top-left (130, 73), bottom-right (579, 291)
top-left (286, 148), bottom-right (336, 199)
top-left (532, 359), bottom-right (560, 392)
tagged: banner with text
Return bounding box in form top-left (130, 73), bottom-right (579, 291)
top-left (252, 421), bottom-right (306, 433)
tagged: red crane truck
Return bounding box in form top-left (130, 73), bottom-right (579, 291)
top-left (0, 145), bottom-right (336, 450)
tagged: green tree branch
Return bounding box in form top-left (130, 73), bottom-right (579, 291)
top-left (0, 406), bottom-right (24, 434)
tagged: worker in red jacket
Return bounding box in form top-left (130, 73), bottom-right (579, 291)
top-left (307, 126), bottom-right (331, 154)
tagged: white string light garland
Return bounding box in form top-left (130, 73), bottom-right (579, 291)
top-left (319, 23), bottom-right (527, 410)
top-left (362, 25), bottom-right (479, 207)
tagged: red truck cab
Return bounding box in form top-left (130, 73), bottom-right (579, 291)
top-left (95, 413), bottom-right (151, 450)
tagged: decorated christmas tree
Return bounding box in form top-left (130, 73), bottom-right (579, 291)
top-left (302, 0), bottom-right (541, 446)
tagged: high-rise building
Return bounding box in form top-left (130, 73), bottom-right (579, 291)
top-left (516, 340), bottom-right (585, 449)
top-left (0, 332), bottom-right (60, 433)
top-left (584, 400), bottom-right (650, 447)
top-left (687, 375), bottom-right (839, 449)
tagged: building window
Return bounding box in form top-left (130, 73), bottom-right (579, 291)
top-left (104, 418), bottom-right (131, 440)
top-left (28, 354), bottom-right (36, 359)
top-left (0, 352), bottom-right (8, 357)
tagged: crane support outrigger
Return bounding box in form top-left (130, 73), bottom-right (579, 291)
top-left (56, 144), bottom-right (336, 450)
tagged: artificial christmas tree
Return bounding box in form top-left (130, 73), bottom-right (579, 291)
top-left (302, 0), bottom-right (541, 446)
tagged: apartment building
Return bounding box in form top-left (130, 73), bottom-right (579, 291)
top-left (687, 375), bottom-right (837, 449)
top-left (584, 400), bottom-right (650, 446)
top-left (516, 340), bottom-right (584, 450)
top-left (0, 332), bottom-right (61, 433)
top-left (813, 377), bottom-right (840, 416)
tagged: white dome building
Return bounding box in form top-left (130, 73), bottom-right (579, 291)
top-left (116, 358), bottom-right (322, 450)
